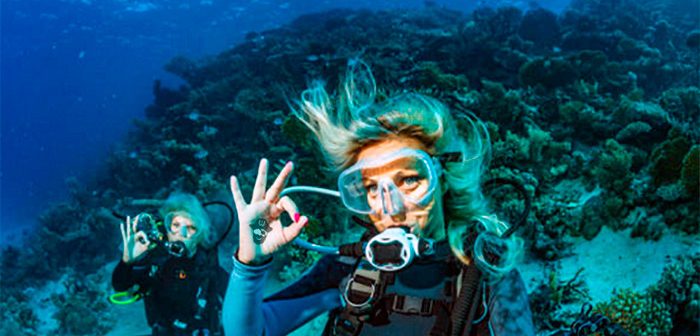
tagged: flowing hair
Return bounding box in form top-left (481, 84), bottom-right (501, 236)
top-left (292, 60), bottom-right (522, 278)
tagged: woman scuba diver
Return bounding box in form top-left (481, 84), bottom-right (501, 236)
top-left (112, 192), bottom-right (230, 336)
top-left (223, 61), bottom-right (534, 335)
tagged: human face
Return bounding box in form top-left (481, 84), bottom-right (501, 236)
top-left (167, 215), bottom-right (197, 243)
top-left (354, 137), bottom-right (441, 234)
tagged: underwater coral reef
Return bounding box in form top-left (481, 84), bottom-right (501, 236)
top-left (1, 0), bottom-right (698, 335)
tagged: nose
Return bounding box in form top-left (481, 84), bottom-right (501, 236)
top-left (379, 179), bottom-right (405, 217)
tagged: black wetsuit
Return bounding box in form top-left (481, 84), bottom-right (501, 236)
top-left (112, 248), bottom-right (229, 336)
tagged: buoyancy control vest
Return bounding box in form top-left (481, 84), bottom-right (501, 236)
top-left (140, 248), bottom-right (226, 336)
top-left (323, 240), bottom-right (491, 336)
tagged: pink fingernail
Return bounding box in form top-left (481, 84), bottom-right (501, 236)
top-left (294, 213), bottom-right (301, 222)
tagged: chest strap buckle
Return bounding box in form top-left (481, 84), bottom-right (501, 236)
top-left (391, 295), bottom-right (435, 316)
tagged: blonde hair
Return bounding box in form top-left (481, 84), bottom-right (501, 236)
top-left (292, 60), bottom-right (522, 278)
top-left (159, 192), bottom-right (211, 254)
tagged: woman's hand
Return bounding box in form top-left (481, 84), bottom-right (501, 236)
top-left (230, 159), bottom-right (308, 265)
top-left (120, 216), bottom-right (152, 264)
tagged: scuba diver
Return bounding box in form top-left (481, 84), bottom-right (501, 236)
top-left (223, 61), bottom-right (534, 335)
top-left (112, 193), bottom-right (230, 336)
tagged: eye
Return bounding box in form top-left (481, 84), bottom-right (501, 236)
top-left (403, 176), bottom-right (420, 186)
top-left (365, 183), bottom-right (378, 195)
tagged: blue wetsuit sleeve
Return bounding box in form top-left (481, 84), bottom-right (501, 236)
top-left (222, 256), bottom-right (341, 336)
top-left (487, 269), bottom-right (535, 335)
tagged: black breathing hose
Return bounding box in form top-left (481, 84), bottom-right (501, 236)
top-left (450, 177), bottom-right (532, 336)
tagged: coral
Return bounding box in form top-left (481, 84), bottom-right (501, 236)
top-left (558, 101), bottom-right (596, 125)
top-left (519, 57), bottom-right (577, 89)
top-left (595, 288), bottom-right (672, 336)
top-left (680, 145), bottom-right (699, 196)
top-left (655, 182), bottom-right (688, 202)
top-left (630, 214), bottom-right (665, 241)
top-left (591, 139), bottom-right (633, 193)
top-left (579, 195), bottom-right (607, 239)
top-left (557, 100), bottom-right (614, 144)
top-left (0, 291), bottom-right (38, 335)
top-left (648, 254), bottom-right (700, 331)
top-left (614, 36), bottom-right (660, 61)
top-left (492, 130), bottom-right (530, 165)
top-left (650, 131), bottom-right (691, 186)
top-left (659, 86), bottom-right (700, 141)
top-left (50, 271), bottom-right (113, 335)
top-left (530, 196), bottom-right (577, 260)
top-left (526, 125), bottom-right (553, 163)
top-left (565, 50), bottom-right (609, 84)
top-left (613, 95), bottom-right (670, 130)
top-left (164, 56), bottom-right (202, 86)
top-left (615, 121), bottom-right (652, 144)
top-left (476, 80), bottom-right (530, 127)
top-left (529, 268), bottom-right (590, 330)
top-left (412, 62), bottom-right (469, 92)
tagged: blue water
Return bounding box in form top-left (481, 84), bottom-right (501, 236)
top-left (1, 0), bottom-right (570, 240)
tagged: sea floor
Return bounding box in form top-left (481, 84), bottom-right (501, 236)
top-left (519, 226), bottom-right (700, 303)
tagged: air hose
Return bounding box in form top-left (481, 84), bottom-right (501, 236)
top-left (450, 177), bottom-right (531, 336)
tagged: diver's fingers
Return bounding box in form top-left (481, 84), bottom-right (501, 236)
top-left (132, 215), bottom-right (139, 233)
top-left (125, 216), bottom-right (132, 238)
top-left (230, 175), bottom-right (247, 214)
top-left (265, 161), bottom-right (293, 203)
top-left (134, 231), bottom-right (149, 246)
top-left (251, 158), bottom-right (268, 202)
top-left (120, 221), bottom-right (127, 242)
top-left (276, 196), bottom-right (306, 242)
top-left (272, 196), bottom-right (298, 218)
top-left (282, 215), bottom-right (308, 244)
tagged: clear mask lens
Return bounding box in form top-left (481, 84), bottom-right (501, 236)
top-left (338, 148), bottom-right (439, 215)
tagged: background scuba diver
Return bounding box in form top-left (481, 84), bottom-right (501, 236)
top-left (223, 61), bottom-right (534, 336)
top-left (112, 193), bottom-right (229, 336)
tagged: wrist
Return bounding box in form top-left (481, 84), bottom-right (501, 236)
top-left (235, 249), bottom-right (272, 266)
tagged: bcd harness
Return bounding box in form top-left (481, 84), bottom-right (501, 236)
top-left (139, 250), bottom-right (222, 335)
top-left (326, 234), bottom-right (492, 336)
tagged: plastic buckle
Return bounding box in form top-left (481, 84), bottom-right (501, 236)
top-left (392, 296), bottom-right (433, 316)
top-left (343, 278), bottom-right (376, 309)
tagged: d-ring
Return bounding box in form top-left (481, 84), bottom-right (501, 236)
top-left (343, 278), bottom-right (376, 308)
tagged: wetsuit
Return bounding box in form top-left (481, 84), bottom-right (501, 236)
top-left (112, 248), bottom-right (229, 335)
top-left (222, 251), bottom-right (534, 335)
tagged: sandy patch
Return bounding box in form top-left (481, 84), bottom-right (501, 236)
top-left (519, 226), bottom-right (699, 303)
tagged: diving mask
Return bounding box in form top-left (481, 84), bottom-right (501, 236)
top-left (337, 148), bottom-right (442, 215)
